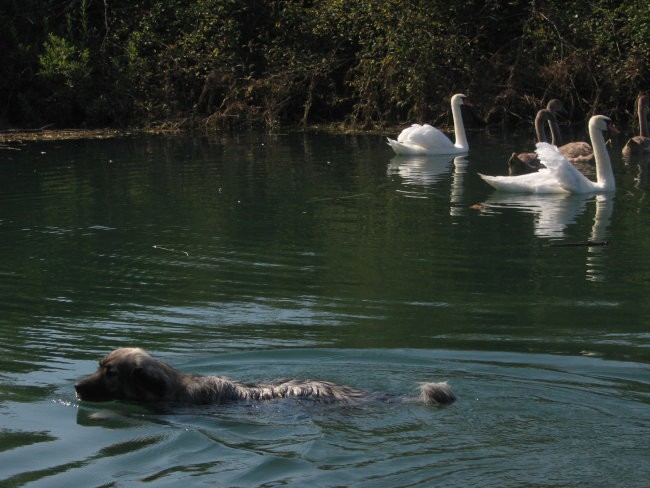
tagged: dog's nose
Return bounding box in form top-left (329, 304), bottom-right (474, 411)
top-left (74, 383), bottom-right (88, 396)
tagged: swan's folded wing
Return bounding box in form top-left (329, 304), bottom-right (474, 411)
top-left (397, 124), bottom-right (423, 143)
top-left (406, 124), bottom-right (454, 150)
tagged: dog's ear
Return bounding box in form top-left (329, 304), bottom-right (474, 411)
top-left (132, 364), bottom-right (168, 401)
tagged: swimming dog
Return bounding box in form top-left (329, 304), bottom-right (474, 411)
top-left (75, 348), bottom-right (456, 406)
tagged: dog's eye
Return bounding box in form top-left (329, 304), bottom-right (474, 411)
top-left (104, 365), bottom-right (118, 377)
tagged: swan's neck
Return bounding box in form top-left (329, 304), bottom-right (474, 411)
top-left (534, 111), bottom-right (550, 143)
top-left (451, 102), bottom-right (468, 150)
top-left (548, 117), bottom-right (562, 146)
top-left (638, 99), bottom-right (649, 138)
top-left (590, 122), bottom-right (615, 190)
top-left (534, 109), bottom-right (560, 145)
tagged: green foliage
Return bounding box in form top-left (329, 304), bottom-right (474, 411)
top-left (1, 0), bottom-right (649, 129)
top-left (38, 34), bottom-right (90, 87)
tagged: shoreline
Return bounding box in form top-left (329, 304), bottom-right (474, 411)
top-left (0, 123), bottom-right (398, 145)
top-left (0, 128), bottom-right (137, 144)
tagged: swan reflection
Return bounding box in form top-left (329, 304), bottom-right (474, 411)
top-left (388, 155), bottom-right (468, 215)
top-left (585, 194), bottom-right (614, 282)
top-left (623, 155), bottom-right (649, 188)
top-left (481, 193), bottom-right (590, 238)
top-left (450, 155), bottom-right (469, 216)
top-left (480, 193), bottom-right (614, 281)
top-left (388, 154), bottom-right (455, 185)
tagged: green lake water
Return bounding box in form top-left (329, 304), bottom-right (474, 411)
top-left (1, 129), bottom-right (649, 487)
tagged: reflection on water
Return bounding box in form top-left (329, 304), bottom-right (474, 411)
top-left (479, 192), bottom-right (614, 242)
top-left (479, 193), bottom-right (614, 282)
top-left (450, 155), bottom-right (469, 216)
top-left (585, 194), bottom-right (614, 282)
top-left (388, 154), bottom-right (455, 186)
top-left (1, 132), bottom-right (650, 487)
top-left (481, 192), bottom-right (591, 238)
top-left (387, 154), bottom-right (469, 216)
top-left (624, 155), bottom-right (650, 188)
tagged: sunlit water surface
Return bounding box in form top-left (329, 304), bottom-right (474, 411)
top-left (1, 129), bottom-right (649, 487)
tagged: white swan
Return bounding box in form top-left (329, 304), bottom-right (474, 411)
top-left (387, 94), bottom-right (469, 155)
top-left (479, 115), bottom-right (617, 194)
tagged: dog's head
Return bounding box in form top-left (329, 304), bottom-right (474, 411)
top-left (75, 348), bottom-right (173, 402)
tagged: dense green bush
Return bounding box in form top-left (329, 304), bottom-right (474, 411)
top-left (0, 0), bottom-right (648, 130)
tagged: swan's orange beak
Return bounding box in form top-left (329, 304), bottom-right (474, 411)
top-left (607, 121), bottom-right (619, 135)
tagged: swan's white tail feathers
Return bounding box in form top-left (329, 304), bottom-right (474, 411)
top-left (386, 138), bottom-right (406, 153)
top-left (387, 138), bottom-right (429, 156)
top-left (478, 173), bottom-right (528, 193)
top-left (418, 381), bottom-right (456, 406)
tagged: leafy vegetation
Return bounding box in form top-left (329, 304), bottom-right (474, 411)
top-left (1, 0), bottom-right (648, 130)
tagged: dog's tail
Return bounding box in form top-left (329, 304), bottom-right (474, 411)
top-left (418, 381), bottom-right (456, 405)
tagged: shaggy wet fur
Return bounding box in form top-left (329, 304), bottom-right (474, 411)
top-left (75, 348), bottom-right (456, 406)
